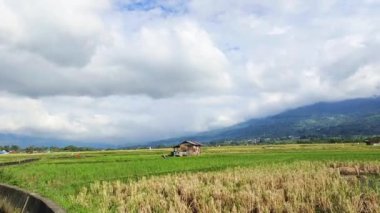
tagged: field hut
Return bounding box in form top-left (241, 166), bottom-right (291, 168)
top-left (172, 141), bottom-right (202, 157)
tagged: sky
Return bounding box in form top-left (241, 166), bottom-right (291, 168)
top-left (0, 0), bottom-right (380, 145)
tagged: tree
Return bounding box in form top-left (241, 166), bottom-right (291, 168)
top-left (10, 145), bottom-right (20, 151)
top-left (25, 146), bottom-right (35, 153)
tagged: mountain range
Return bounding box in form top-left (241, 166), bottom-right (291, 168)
top-left (147, 96), bottom-right (380, 146)
top-left (1, 97), bottom-right (379, 148)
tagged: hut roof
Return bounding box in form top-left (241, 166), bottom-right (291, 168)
top-left (173, 140), bottom-right (202, 148)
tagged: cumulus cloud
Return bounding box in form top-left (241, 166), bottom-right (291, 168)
top-left (0, 0), bottom-right (109, 66)
top-left (0, 93), bottom-right (114, 140)
top-left (84, 20), bottom-right (232, 97)
top-left (0, 1), bottom-right (231, 98)
top-left (0, 0), bottom-right (379, 144)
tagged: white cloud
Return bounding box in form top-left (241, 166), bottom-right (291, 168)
top-left (84, 20), bottom-right (232, 97)
top-left (0, 0), bottom-right (379, 144)
top-left (0, 2), bottom-right (232, 97)
top-left (0, 0), bottom-right (110, 66)
top-left (0, 93), bottom-right (114, 141)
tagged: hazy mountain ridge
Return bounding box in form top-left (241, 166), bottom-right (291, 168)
top-left (147, 97), bottom-right (380, 146)
top-left (1, 97), bottom-right (379, 148)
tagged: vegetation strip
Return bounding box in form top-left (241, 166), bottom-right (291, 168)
top-left (0, 184), bottom-right (65, 213)
top-left (0, 159), bottom-right (39, 167)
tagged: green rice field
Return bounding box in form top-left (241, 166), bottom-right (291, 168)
top-left (0, 144), bottom-right (379, 212)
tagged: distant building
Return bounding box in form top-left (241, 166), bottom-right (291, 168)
top-left (172, 141), bottom-right (202, 157)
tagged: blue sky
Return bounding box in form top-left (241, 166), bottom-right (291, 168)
top-left (0, 0), bottom-right (379, 145)
top-left (117, 0), bottom-right (188, 16)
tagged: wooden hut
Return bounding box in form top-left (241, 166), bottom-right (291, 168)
top-left (172, 141), bottom-right (202, 156)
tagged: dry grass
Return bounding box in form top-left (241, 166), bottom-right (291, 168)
top-left (329, 162), bottom-right (380, 176)
top-left (71, 162), bottom-right (380, 213)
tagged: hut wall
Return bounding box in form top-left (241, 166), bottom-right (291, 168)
top-left (177, 144), bottom-right (201, 155)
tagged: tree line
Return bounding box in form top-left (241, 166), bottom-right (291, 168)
top-left (0, 145), bottom-right (95, 153)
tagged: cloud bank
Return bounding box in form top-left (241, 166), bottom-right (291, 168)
top-left (0, 0), bottom-right (379, 145)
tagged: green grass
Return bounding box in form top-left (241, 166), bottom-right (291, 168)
top-left (0, 144), bottom-right (379, 212)
top-left (0, 154), bottom-right (35, 163)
